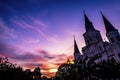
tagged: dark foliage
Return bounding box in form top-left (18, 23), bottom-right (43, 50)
top-left (54, 57), bottom-right (120, 80)
top-left (0, 57), bottom-right (42, 80)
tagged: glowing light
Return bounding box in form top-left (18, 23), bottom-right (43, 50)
top-left (49, 69), bottom-right (58, 72)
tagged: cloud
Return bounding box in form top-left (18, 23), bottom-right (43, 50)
top-left (27, 39), bottom-right (40, 44)
top-left (10, 16), bottom-right (57, 43)
top-left (0, 42), bottom-right (73, 77)
top-left (22, 63), bottom-right (42, 69)
top-left (13, 52), bottom-right (44, 61)
top-left (28, 16), bottom-right (47, 28)
top-left (0, 18), bottom-right (17, 40)
top-left (0, 42), bottom-right (68, 64)
top-left (0, 43), bottom-right (22, 57)
top-left (40, 64), bottom-right (57, 77)
top-left (36, 49), bottom-right (55, 59)
top-left (0, 43), bottom-right (47, 63)
top-left (0, 42), bottom-right (53, 62)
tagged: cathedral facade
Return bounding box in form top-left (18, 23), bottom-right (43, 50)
top-left (74, 13), bottom-right (120, 62)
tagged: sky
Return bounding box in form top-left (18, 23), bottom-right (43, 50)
top-left (0, 0), bottom-right (120, 77)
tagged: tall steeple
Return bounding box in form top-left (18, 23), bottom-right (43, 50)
top-left (73, 36), bottom-right (81, 62)
top-left (84, 13), bottom-right (90, 24)
top-left (74, 36), bottom-right (80, 53)
top-left (101, 12), bottom-right (120, 43)
top-left (83, 12), bottom-right (103, 46)
top-left (101, 12), bottom-right (118, 33)
top-left (84, 12), bottom-right (95, 31)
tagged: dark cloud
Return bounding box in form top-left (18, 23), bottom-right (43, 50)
top-left (13, 52), bottom-right (43, 61)
top-left (0, 42), bottom-right (56, 63)
top-left (0, 42), bottom-right (72, 63)
top-left (36, 49), bottom-right (55, 59)
top-left (22, 63), bottom-right (42, 69)
top-left (0, 43), bottom-right (19, 57)
top-left (0, 43), bottom-right (43, 61)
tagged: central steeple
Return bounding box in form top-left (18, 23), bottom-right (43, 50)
top-left (84, 13), bottom-right (95, 31)
top-left (83, 12), bottom-right (103, 46)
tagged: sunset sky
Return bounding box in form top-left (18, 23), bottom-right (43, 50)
top-left (0, 0), bottom-right (120, 77)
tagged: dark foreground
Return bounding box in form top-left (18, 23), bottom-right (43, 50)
top-left (1, 56), bottom-right (120, 80)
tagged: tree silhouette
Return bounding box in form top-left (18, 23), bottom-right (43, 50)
top-left (0, 57), bottom-right (23, 80)
top-left (0, 57), bottom-right (42, 80)
top-left (54, 56), bottom-right (120, 80)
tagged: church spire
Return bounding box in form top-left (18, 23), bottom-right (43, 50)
top-left (73, 36), bottom-right (81, 63)
top-left (84, 12), bottom-right (90, 24)
top-left (101, 12), bottom-right (118, 33)
top-left (84, 12), bottom-right (95, 31)
top-left (74, 36), bottom-right (80, 53)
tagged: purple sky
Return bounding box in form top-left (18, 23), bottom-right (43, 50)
top-left (0, 0), bottom-right (120, 77)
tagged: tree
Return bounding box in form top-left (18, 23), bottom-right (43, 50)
top-left (0, 57), bottom-right (23, 80)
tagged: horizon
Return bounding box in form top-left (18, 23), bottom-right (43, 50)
top-left (0, 0), bottom-right (120, 77)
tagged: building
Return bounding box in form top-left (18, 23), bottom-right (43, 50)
top-left (74, 12), bottom-right (120, 62)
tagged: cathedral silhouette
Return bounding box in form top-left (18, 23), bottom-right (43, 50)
top-left (74, 12), bottom-right (120, 62)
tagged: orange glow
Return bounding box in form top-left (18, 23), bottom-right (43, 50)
top-left (41, 70), bottom-right (56, 77)
top-left (20, 52), bottom-right (74, 77)
top-left (49, 69), bottom-right (58, 73)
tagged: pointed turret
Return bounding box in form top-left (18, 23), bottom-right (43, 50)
top-left (74, 36), bottom-right (80, 53)
top-left (101, 12), bottom-right (118, 33)
top-left (84, 12), bottom-right (90, 24)
top-left (101, 12), bottom-right (120, 43)
top-left (84, 12), bottom-right (95, 31)
top-left (83, 12), bottom-right (103, 46)
top-left (73, 36), bottom-right (81, 62)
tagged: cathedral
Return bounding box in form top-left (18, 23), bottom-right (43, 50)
top-left (74, 12), bottom-right (120, 62)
